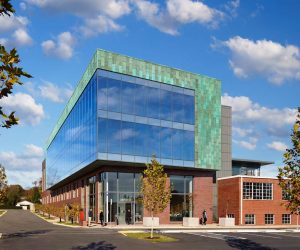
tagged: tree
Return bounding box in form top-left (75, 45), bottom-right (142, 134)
top-left (278, 107), bottom-right (300, 229)
top-left (0, 164), bottom-right (7, 204)
top-left (0, 0), bottom-right (32, 129)
top-left (5, 184), bottom-right (24, 207)
top-left (141, 157), bottom-right (171, 239)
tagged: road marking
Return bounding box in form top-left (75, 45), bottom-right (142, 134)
top-left (186, 232), bottom-right (247, 241)
top-left (239, 232), bottom-right (281, 239)
top-left (267, 232), bottom-right (300, 238)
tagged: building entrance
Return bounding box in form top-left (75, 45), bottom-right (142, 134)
top-left (118, 202), bottom-right (134, 224)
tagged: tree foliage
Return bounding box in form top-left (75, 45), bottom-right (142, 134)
top-left (5, 184), bottom-right (24, 206)
top-left (0, 164), bottom-right (7, 204)
top-left (278, 107), bottom-right (300, 215)
top-left (0, 0), bottom-right (32, 129)
top-left (141, 157), bottom-right (171, 238)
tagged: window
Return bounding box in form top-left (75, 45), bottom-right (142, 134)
top-left (170, 176), bottom-right (193, 221)
top-left (243, 182), bottom-right (273, 200)
top-left (265, 214), bottom-right (274, 224)
top-left (282, 214), bottom-right (291, 224)
top-left (243, 182), bottom-right (252, 199)
top-left (245, 214), bottom-right (255, 225)
top-left (227, 214), bottom-right (235, 218)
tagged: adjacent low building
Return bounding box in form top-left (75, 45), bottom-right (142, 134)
top-left (218, 176), bottom-right (298, 225)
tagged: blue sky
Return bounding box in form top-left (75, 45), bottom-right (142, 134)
top-left (0, 0), bottom-right (299, 187)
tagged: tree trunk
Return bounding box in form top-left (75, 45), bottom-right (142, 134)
top-left (297, 213), bottom-right (299, 231)
top-left (151, 211), bottom-right (154, 239)
top-left (60, 217), bottom-right (61, 223)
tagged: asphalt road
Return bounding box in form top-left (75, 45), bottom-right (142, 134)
top-left (1, 210), bottom-right (300, 250)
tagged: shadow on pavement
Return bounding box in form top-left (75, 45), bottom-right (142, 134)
top-left (226, 238), bottom-right (277, 250)
top-left (3, 229), bottom-right (51, 239)
top-left (71, 241), bottom-right (116, 250)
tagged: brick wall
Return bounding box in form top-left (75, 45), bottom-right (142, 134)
top-left (218, 176), bottom-right (298, 225)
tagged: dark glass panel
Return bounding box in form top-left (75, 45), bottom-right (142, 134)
top-left (170, 176), bottom-right (185, 193)
top-left (118, 173), bottom-right (134, 193)
top-left (107, 172), bottom-right (117, 192)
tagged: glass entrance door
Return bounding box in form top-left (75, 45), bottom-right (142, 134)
top-left (118, 202), bottom-right (134, 224)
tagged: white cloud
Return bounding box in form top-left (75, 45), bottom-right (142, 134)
top-left (6, 170), bottom-right (41, 188)
top-left (41, 31), bottom-right (76, 60)
top-left (222, 93), bottom-right (297, 129)
top-left (133, 0), bottom-right (225, 35)
top-left (0, 144), bottom-right (43, 187)
top-left (26, 0), bottom-right (131, 19)
top-left (220, 36), bottom-right (300, 84)
top-left (166, 0), bottom-right (224, 27)
top-left (0, 15), bottom-right (28, 33)
top-left (233, 137), bottom-right (257, 150)
top-left (134, 0), bottom-right (178, 35)
top-left (39, 81), bottom-right (73, 103)
top-left (0, 93), bottom-right (45, 126)
top-left (232, 127), bottom-right (253, 137)
top-left (80, 15), bottom-right (124, 37)
top-left (267, 141), bottom-right (288, 152)
top-left (0, 144), bottom-right (43, 171)
top-left (223, 0), bottom-right (240, 18)
top-left (0, 14), bottom-right (33, 47)
top-left (12, 28), bottom-right (33, 46)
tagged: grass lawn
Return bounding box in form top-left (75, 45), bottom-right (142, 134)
top-left (122, 232), bottom-right (178, 243)
top-left (57, 221), bottom-right (80, 226)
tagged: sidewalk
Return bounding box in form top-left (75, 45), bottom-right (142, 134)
top-left (90, 223), bottom-right (300, 233)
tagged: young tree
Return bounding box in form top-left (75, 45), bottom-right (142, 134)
top-left (278, 107), bottom-right (300, 229)
top-left (0, 0), bottom-right (32, 129)
top-left (0, 164), bottom-right (7, 204)
top-left (141, 157), bottom-right (171, 239)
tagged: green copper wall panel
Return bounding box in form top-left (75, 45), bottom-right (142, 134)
top-left (46, 49), bottom-right (221, 170)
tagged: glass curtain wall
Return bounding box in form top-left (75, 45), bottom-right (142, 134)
top-left (46, 73), bottom-right (97, 188)
top-left (170, 176), bottom-right (193, 221)
top-left (101, 172), bottom-right (143, 225)
top-left (89, 176), bottom-right (96, 221)
top-left (97, 70), bottom-right (195, 167)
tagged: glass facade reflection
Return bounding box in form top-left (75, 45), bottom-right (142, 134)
top-left (46, 69), bottom-right (196, 188)
top-left (46, 73), bottom-right (97, 188)
top-left (97, 70), bottom-right (195, 167)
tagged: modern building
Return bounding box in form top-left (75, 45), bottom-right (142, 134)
top-left (218, 176), bottom-right (298, 225)
top-left (42, 49), bottom-right (222, 224)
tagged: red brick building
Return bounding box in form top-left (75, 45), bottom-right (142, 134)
top-left (218, 176), bottom-right (298, 225)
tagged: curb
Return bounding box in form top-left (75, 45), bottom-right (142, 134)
top-left (31, 212), bottom-right (83, 228)
top-left (160, 229), bottom-right (300, 233)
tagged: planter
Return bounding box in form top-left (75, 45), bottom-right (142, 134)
top-left (143, 217), bottom-right (159, 227)
top-left (219, 217), bottom-right (235, 227)
top-left (183, 217), bottom-right (199, 227)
